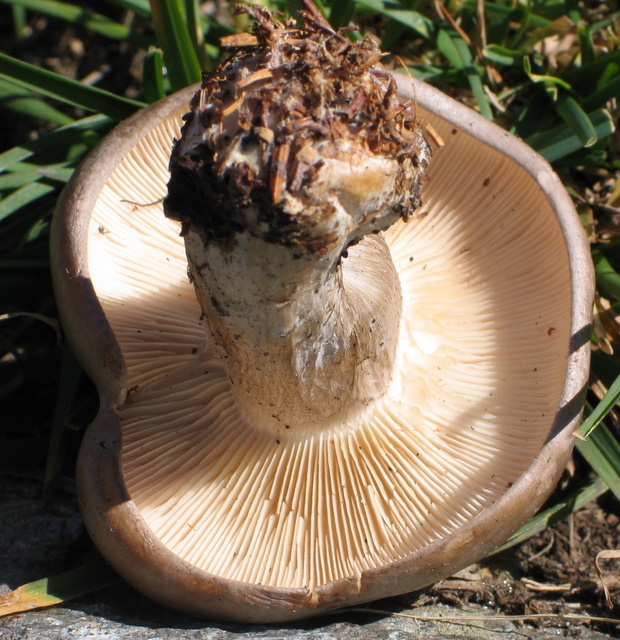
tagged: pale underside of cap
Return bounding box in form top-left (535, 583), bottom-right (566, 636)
top-left (85, 102), bottom-right (571, 591)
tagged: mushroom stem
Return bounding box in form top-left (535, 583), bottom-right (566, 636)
top-left (185, 222), bottom-right (402, 433)
top-left (164, 3), bottom-right (431, 434)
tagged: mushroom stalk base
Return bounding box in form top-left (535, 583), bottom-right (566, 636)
top-left (186, 229), bottom-right (402, 435)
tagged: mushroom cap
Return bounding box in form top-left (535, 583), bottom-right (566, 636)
top-left (51, 76), bottom-right (594, 623)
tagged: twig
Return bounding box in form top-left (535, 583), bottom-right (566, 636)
top-left (433, 0), bottom-right (471, 45)
top-left (476, 0), bottom-right (487, 51)
top-left (527, 532), bottom-right (555, 563)
top-left (0, 312), bottom-right (62, 345)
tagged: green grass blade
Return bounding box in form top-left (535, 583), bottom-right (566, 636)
top-left (16, 162), bottom-right (74, 182)
top-left (575, 423), bottom-right (620, 501)
top-left (0, 163), bottom-right (73, 190)
top-left (0, 0), bottom-right (137, 41)
top-left (575, 376), bottom-right (620, 439)
top-left (107, 0), bottom-right (151, 16)
top-left (463, 0), bottom-right (550, 30)
top-left (143, 48), bottom-right (166, 103)
top-left (0, 557), bottom-right (119, 617)
top-left (523, 56), bottom-right (572, 94)
top-left (0, 78), bottom-right (74, 126)
top-left (519, 15), bottom-right (575, 52)
top-left (582, 75), bottom-right (620, 113)
top-left (0, 172), bottom-right (38, 190)
top-left (184, 0), bottom-right (206, 68)
top-left (555, 94), bottom-right (598, 148)
top-left (0, 114), bottom-right (110, 173)
top-left (45, 349), bottom-right (83, 489)
top-left (578, 24), bottom-right (596, 66)
top-left (436, 29), bottom-right (493, 119)
top-left (355, 0), bottom-right (433, 39)
top-left (493, 476), bottom-right (609, 553)
top-left (483, 44), bottom-right (523, 66)
top-left (149, 0), bottom-right (203, 92)
top-left (563, 49), bottom-right (620, 105)
top-left (0, 198), bottom-right (51, 251)
top-left (0, 53), bottom-right (145, 121)
top-left (330, 0), bottom-right (355, 29)
top-left (0, 182), bottom-right (56, 223)
top-left (526, 108), bottom-right (614, 163)
top-left (436, 28), bottom-right (462, 66)
top-left (593, 249), bottom-right (620, 302)
top-left (11, 4), bottom-right (27, 38)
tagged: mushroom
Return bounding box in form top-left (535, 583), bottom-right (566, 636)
top-left (51, 3), bottom-right (593, 624)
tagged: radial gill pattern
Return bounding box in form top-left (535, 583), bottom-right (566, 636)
top-left (87, 102), bottom-right (572, 590)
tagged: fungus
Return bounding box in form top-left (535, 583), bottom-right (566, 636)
top-left (51, 1), bottom-right (593, 624)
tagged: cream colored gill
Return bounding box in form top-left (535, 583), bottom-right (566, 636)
top-left (86, 102), bottom-right (571, 591)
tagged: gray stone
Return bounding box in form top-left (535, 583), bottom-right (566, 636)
top-left (1, 477), bottom-right (617, 640)
top-left (1, 601), bottom-right (617, 640)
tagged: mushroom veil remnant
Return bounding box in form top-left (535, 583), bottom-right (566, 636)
top-left (51, 0), bottom-right (594, 624)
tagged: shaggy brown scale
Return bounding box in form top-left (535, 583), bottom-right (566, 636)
top-left (164, 1), bottom-right (431, 251)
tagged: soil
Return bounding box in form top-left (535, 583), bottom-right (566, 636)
top-left (429, 492), bottom-right (620, 627)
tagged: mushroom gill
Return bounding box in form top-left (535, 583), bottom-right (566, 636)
top-left (84, 4), bottom-right (572, 589)
top-left (92, 169), bottom-right (570, 589)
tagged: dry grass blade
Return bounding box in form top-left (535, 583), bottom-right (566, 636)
top-left (520, 577), bottom-right (572, 592)
top-left (595, 549), bottom-right (620, 608)
top-left (0, 559), bottom-right (119, 618)
top-left (0, 312), bottom-right (61, 343)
